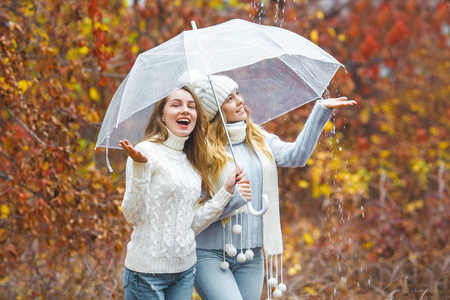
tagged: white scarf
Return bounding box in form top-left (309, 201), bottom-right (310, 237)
top-left (225, 122), bottom-right (285, 298)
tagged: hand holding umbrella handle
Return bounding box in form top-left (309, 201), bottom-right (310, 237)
top-left (246, 194), bottom-right (269, 217)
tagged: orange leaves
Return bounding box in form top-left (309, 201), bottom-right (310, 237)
top-left (386, 19), bottom-right (410, 45)
top-left (360, 34), bottom-right (381, 60)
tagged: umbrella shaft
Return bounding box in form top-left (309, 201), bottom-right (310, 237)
top-left (207, 76), bottom-right (237, 167)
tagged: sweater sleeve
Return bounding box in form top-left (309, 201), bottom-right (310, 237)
top-left (191, 187), bottom-right (233, 235)
top-left (209, 188), bottom-right (247, 221)
top-left (121, 144), bottom-right (152, 226)
top-left (267, 102), bottom-right (333, 168)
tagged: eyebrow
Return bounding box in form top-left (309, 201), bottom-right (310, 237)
top-left (170, 99), bottom-right (196, 104)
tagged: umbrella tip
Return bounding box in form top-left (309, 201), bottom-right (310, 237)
top-left (191, 21), bottom-right (197, 30)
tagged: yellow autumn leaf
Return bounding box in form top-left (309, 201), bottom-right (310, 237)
top-left (79, 46), bottom-right (90, 55)
top-left (316, 10), bottom-right (324, 20)
top-left (323, 120), bottom-right (334, 132)
top-left (439, 141), bottom-right (448, 150)
top-left (89, 87), bottom-right (101, 102)
top-left (66, 48), bottom-right (79, 60)
top-left (380, 150), bottom-right (390, 158)
top-left (363, 241), bottom-right (374, 249)
top-left (288, 263), bottom-right (302, 275)
top-left (303, 233), bottom-right (314, 245)
top-left (131, 45), bottom-right (140, 54)
top-left (370, 135), bottom-right (381, 144)
top-left (298, 180), bottom-right (310, 189)
top-left (11, 39), bottom-right (18, 50)
top-left (406, 200), bottom-right (424, 213)
top-left (320, 183), bottom-right (332, 197)
top-left (18, 80), bottom-right (30, 93)
top-left (1, 204), bottom-right (10, 219)
top-left (328, 27), bottom-right (336, 37)
top-left (118, 205), bottom-right (123, 213)
top-left (310, 29), bottom-right (319, 44)
top-left (338, 33), bottom-right (346, 42)
top-left (304, 286), bottom-right (318, 296)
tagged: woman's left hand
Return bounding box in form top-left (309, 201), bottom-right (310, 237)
top-left (320, 97), bottom-right (357, 109)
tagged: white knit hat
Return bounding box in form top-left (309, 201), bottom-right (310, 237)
top-left (191, 75), bottom-right (238, 121)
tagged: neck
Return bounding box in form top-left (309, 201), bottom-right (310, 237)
top-left (226, 121), bottom-right (247, 144)
top-left (162, 128), bottom-right (189, 151)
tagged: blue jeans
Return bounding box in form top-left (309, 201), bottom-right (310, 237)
top-left (123, 265), bottom-right (196, 300)
top-left (194, 248), bottom-right (264, 300)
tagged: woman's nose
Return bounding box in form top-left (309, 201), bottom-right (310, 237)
top-left (181, 105), bottom-right (189, 113)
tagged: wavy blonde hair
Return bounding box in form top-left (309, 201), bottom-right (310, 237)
top-left (140, 86), bottom-right (213, 200)
top-left (207, 105), bottom-right (273, 185)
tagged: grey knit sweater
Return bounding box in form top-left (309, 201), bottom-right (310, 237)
top-left (195, 102), bottom-right (333, 250)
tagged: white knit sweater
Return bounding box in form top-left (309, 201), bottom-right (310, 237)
top-left (122, 130), bottom-right (232, 274)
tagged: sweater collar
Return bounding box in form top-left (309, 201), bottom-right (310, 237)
top-left (162, 128), bottom-right (189, 151)
top-left (226, 121), bottom-right (247, 144)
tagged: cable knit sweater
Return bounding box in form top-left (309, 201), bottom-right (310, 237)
top-left (122, 130), bottom-right (233, 274)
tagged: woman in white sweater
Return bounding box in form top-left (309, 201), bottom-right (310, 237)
top-left (191, 75), bottom-right (356, 300)
top-left (119, 86), bottom-right (250, 300)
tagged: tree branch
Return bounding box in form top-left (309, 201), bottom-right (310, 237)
top-left (4, 106), bottom-right (47, 147)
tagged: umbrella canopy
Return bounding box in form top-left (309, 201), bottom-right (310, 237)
top-left (95, 18), bottom-right (343, 151)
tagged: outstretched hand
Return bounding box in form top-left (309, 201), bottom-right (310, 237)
top-left (119, 139), bottom-right (148, 163)
top-left (320, 97), bottom-right (357, 109)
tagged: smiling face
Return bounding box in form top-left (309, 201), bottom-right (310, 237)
top-left (161, 89), bottom-right (198, 137)
top-left (221, 89), bottom-right (247, 123)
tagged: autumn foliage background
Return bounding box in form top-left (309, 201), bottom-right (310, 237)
top-left (0, 0), bottom-right (448, 299)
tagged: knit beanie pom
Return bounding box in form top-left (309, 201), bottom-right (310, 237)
top-left (191, 75), bottom-right (238, 121)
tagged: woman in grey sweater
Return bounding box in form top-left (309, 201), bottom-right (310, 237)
top-left (191, 75), bottom-right (356, 300)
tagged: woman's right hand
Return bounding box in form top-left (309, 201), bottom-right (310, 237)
top-left (223, 166), bottom-right (252, 201)
top-left (237, 178), bottom-right (251, 202)
top-left (119, 139), bottom-right (148, 163)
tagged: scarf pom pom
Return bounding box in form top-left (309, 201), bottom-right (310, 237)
top-left (225, 245), bottom-right (237, 257)
top-left (268, 277), bottom-right (277, 287)
top-left (237, 252), bottom-right (246, 262)
top-left (232, 224), bottom-right (242, 234)
top-left (220, 261), bottom-right (229, 270)
top-left (273, 289), bottom-right (282, 298)
top-left (245, 249), bottom-right (254, 260)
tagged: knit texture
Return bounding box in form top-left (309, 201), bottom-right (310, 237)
top-left (191, 75), bottom-right (238, 121)
top-left (122, 129), bottom-right (232, 274)
top-left (196, 102), bottom-right (333, 251)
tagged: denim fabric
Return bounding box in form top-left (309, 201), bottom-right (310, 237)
top-left (123, 265), bottom-right (195, 300)
top-left (194, 248), bottom-right (264, 300)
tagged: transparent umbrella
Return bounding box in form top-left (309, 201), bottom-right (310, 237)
top-left (95, 18), bottom-right (343, 214)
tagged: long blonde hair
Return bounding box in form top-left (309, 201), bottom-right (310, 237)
top-left (207, 105), bottom-right (273, 184)
top-left (141, 86), bottom-right (213, 200)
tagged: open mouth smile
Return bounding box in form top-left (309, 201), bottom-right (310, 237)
top-left (176, 118), bottom-right (191, 127)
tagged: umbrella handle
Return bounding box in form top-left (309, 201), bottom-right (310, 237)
top-left (246, 194), bottom-right (269, 217)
